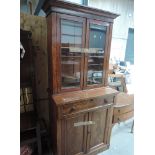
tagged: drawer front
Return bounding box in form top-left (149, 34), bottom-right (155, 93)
top-left (113, 104), bottom-right (134, 115)
top-left (62, 96), bottom-right (114, 116)
top-left (113, 111), bottom-right (134, 124)
top-left (62, 100), bottom-right (88, 115)
top-left (104, 96), bottom-right (114, 104)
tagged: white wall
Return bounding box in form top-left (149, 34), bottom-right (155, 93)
top-left (88, 0), bottom-right (134, 61)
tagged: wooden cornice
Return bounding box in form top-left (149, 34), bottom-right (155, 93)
top-left (42, 0), bottom-right (119, 21)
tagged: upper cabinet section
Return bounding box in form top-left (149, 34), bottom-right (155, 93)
top-left (44, 0), bottom-right (119, 94)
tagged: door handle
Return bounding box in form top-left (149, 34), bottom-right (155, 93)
top-left (74, 121), bottom-right (95, 127)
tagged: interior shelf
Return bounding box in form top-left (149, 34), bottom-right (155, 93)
top-left (89, 56), bottom-right (104, 58)
top-left (61, 61), bottom-right (80, 65)
top-left (61, 33), bottom-right (82, 37)
top-left (88, 64), bottom-right (102, 66)
top-left (61, 55), bottom-right (81, 58)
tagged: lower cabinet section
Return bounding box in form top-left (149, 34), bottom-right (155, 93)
top-left (62, 106), bottom-right (113, 155)
top-left (51, 87), bottom-right (118, 155)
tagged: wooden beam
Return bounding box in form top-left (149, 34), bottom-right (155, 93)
top-left (34, 0), bottom-right (46, 15)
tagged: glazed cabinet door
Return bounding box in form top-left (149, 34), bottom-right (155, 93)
top-left (57, 14), bottom-right (86, 92)
top-left (87, 105), bottom-right (113, 154)
top-left (84, 19), bottom-right (110, 89)
top-left (62, 113), bottom-right (88, 155)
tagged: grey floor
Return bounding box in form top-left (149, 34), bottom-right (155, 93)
top-left (98, 118), bottom-right (134, 155)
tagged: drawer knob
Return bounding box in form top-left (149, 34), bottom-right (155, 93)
top-left (71, 105), bottom-right (76, 111)
top-left (104, 99), bottom-right (108, 103)
top-left (90, 99), bottom-right (94, 102)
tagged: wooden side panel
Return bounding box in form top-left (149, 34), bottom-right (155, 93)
top-left (37, 99), bottom-right (50, 127)
top-left (47, 13), bottom-right (59, 94)
top-left (20, 12), bottom-right (48, 99)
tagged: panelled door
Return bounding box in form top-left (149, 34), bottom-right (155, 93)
top-left (62, 105), bottom-right (113, 155)
top-left (87, 105), bottom-right (113, 153)
top-left (62, 113), bottom-right (88, 155)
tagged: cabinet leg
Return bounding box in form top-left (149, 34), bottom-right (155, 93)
top-left (131, 120), bottom-right (134, 133)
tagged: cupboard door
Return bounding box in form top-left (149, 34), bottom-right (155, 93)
top-left (57, 14), bottom-right (86, 92)
top-left (62, 113), bottom-right (88, 155)
top-left (87, 105), bottom-right (113, 153)
top-left (84, 19), bottom-right (110, 88)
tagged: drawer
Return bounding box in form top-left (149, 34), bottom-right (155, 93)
top-left (62, 100), bottom-right (88, 115)
top-left (62, 96), bottom-right (114, 116)
top-left (62, 97), bottom-right (110, 115)
top-left (104, 96), bottom-right (114, 104)
top-left (113, 111), bottom-right (134, 124)
top-left (113, 104), bottom-right (134, 115)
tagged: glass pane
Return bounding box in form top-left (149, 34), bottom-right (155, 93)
top-left (61, 19), bottom-right (83, 89)
top-left (87, 23), bottom-right (107, 85)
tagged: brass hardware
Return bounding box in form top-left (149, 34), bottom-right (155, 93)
top-left (74, 121), bottom-right (95, 127)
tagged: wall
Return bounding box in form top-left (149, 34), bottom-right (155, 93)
top-left (89, 0), bottom-right (134, 61)
top-left (20, 12), bottom-right (49, 127)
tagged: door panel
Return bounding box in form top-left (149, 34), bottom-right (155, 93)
top-left (87, 107), bottom-right (109, 152)
top-left (84, 19), bottom-right (110, 88)
top-left (57, 14), bottom-right (86, 92)
top-left (63, 113), bottom-right (88, 155)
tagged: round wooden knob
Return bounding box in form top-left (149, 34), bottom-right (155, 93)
top-left (90, 99), bottom-right (94, 102)
top-left (71, 105), bottom-right (76, 111)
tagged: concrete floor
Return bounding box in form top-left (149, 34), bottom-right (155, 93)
top-left (98, 118), bottom-right (134, 155)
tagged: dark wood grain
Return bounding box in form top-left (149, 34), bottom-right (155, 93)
top-left (56, 13), bottom-right (86, 93)
top-left (43, 1), bottom-right (119, 154)
top-left (52, 87), bottom-right (118, 105)
top-left (51, 87), bottom-right (118, 155)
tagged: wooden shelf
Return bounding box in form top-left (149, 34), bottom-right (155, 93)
top-left (20, 82), bottom-right (32, 88)
top-left (89, 56), bottom-right (104, 58)
top-left (61, 23), bottom-right (82, 28)
top-left (88, 64), bottom-right (102, 66)
top-left (20, 111), bottom-right (37, 131)
top-left (62, 61), bottom-right (80, 65)
top-left (61, 47), bottom-right (82, 49)
top-left (61, 33), bottom-right (82, 37)
top-left (61, 55), bottom-right (81, 58)
top-left (62, 74), bottom-right (80, 80)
